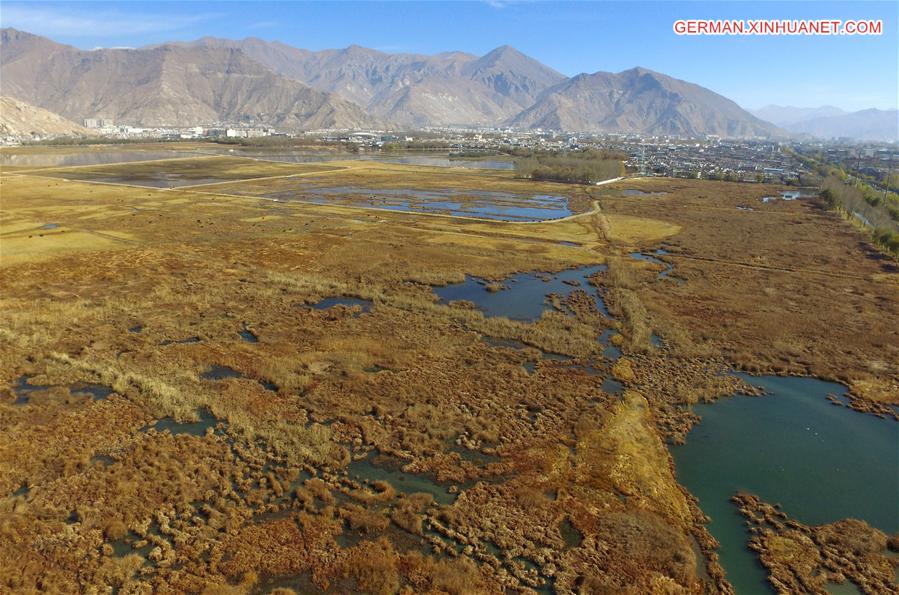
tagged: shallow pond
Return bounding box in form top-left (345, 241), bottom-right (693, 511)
top-left (0, 150), bottom-right (197, 168)
top-left (434, 265), bottom-right (607, 322)
top-left (597, 329), bottom-right (622, 361)
top-left (601, 378), bottom-right (623, 396)
top-left (449, 442), bottom-right (501, 466)
top-left (482, 335), bottom-right (576, 374)
top-left (559, 518), bottom-right (583, 548)
top-left (263, 184), bottom-right (571, 222)
top-left (147, 407), bottom-right (220, 436)
top-left (12, 376), bottom-right (113, 404)
top-left (70, 383), bottom-right (113, 400)
top-left (620, 189), bottom-right (668, 197)
top-left (201, 365), bottom-right (243, 381)
top-left (672, 374), bottom-right (898, 594)
top-left (348, 451), bottom-right (455, 505)
top-left (629, 251), bottom-right (674, 280)
top-left (239, 329), bottom-right (258, 343)
top-left (361, 154), bottom-right (513, 170)
top-left (12, 376), bottom-right (51, 405)
top-left (204, 149), bottom-right (514, 170)
top-left (761, 191), bottom-right (802, 203)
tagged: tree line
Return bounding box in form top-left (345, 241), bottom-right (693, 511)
top-left (513, 149), bottom-right (626, 184)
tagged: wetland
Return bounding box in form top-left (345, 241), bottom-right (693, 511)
top-left (1, 143), bottom-right (897, 594)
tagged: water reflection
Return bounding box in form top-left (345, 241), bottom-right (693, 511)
top-left (673, 374), bottom-right (898, 593)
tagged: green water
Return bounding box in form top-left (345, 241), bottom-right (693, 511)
top-left (672, 374), bottom-right (898, 594)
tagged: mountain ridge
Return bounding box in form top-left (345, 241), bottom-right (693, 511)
top-left (154, 35), bottom-right (566, 127)
top-left (1, 28), bottom-right (378, 130)
top-left (784, 108), bottom-right (899, 142)
top-left (2, 28), bottom-right (796, 136)
top-left (750, 104), bottom-right (848, 127)
top-left (509, 67), bottom-right (781, 137)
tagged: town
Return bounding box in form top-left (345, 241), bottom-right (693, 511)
top-left (5, 118), bottom-right (897, 187)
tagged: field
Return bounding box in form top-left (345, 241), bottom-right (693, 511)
top-left (1, 146), bottom-right (896, 594)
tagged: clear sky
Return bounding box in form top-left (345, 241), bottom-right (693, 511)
top-left (3, 1), bottom-right (897, 111)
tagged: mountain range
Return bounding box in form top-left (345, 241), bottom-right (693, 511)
top-left (752, 105), bottom-right (898, 142)
top-left (6, 27), bottom-right (879, 139)
top-left (0, 29), bottom-right (374, 130)
top-left (159, 38), bottom-right (567, 129)
top-left (750, 105), bottom-right (848, 127)
top-left (509, 68), bottom-right (777, 136)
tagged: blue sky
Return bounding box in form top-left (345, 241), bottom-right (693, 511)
top-left (2, 1), bottom-right (897, 111)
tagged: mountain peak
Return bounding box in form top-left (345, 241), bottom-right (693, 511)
top-left (0, 28), bottom-right (803, 137)
top-left (1, 28), bottom-right (59, 46)
top-left (511, 66), bottom-right (780, 137)
top-left (476, 44), bottom-right (540, 67)
top-left (1, 27), bottom-right (30, 41)
top-left (619, 66), bottom-right (666, 80)
top-left (343, 44), bottom-right (377, 54)
top-left (484, 44), bottom-right (519, 56)
top-left (0, 30), bottom-right (377, 129)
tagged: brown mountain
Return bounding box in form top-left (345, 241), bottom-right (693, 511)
top-left (0, 96), bottom-right (91, 138)
top-left (0, 28), bottom-right (376, 130)
top-left (161, 38), bottom-right (566, 127)
top-left (509, 67), bottom-right (780, 137)
top-left (2, 29), bottom-right (783, 136)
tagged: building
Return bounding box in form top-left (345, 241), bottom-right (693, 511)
top-left (83, 118), bottom-right (113, 129)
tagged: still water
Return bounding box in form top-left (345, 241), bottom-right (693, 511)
top-left (672, 374), bottom-right (898, 593)
top-left (262, 184), bottom-right (572, 222)
top-left (0, 150), bottom-right (197, 168)
top-left (433, 265), bottom-right (608, 321)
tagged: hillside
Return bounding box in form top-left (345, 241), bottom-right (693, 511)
top-left (161, 37), bottom-right (566, 127)
top-left (0, 96), bottom-right (91, 138)
top-left (509, 67), bottom-right (781, 137)
top-left (1, 29), bottom-right (376, 130)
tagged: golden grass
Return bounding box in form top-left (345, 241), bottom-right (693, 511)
top-left (1, 230), bottom-right (133, 264)
top-left (603, 213), bottom-right (681, 244)
top-left (34, 155), bottom-right (340, 181)
top-left (2, 150), bottom-right (893, 593)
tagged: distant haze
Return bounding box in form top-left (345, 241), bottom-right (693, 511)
top-left (750, 106), bottom-right (848, 128)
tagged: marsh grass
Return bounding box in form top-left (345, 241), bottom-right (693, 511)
top-left (1, 324), bottom-right (337, 467)
top-left (266, 271), bottom-right (599, 357)
top-left (604, 258), bottom-right (652, 351)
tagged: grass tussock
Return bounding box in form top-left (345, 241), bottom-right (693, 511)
top-left (266, 271), bottom-right (600, 357)
top-left (607, 288), bottom-right (651, 352)
top-left (245, 355), bottom-right (311, 394)
top-left (338, 539), bottom-right (400, 595)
